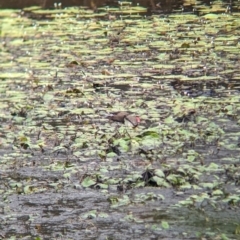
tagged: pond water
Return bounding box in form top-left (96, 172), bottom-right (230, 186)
top-left (0, 1), bottom-right (240, 239)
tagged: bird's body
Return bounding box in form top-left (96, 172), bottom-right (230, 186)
top-left (107, 111), bottom-right (140, 127)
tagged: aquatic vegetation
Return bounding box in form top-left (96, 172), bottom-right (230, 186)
top-left (0, 1), bottom-right (240, 239)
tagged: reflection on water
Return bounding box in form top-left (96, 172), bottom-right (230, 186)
top-left (0, 0), bottom-right (237, 16)
top-left (0, 0), bottom-right (213, 11)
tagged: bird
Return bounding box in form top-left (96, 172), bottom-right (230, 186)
top-left (107, 111), bottom-right (140, 127)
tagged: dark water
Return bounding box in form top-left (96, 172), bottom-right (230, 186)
top-left (0, 0), bottom-right (238, 20)
top-left (0, 0), bottom-right (181, 9)
top-left (0, 0), bottom-right (233, 12)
